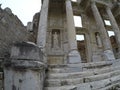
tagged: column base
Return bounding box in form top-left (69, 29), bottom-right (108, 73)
top-left (92, 54), bottom-right (102, 62)
top-left (103, 50), bottom-right (115, 60)
top-left (115, 51), bottom-right (120, 59)
top-left (68, 50), bottom-right (81, 64)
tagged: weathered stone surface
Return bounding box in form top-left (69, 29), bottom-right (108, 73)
top-left (28, 12), bottom-right (40, 43)
top-left (1, 0), bottom-right (120, 90)
top-left (10, 42), bottom-right (43, 61)
top-left (4, 42), bottom-right (45, 90)
top-left (4, 68), bottom-right (45, 90)
top-left (4, 7), bottom-right (12, 14)
top-left (0, 8), bottom-right (28, 57)
top-left (27, 22), bottom-right (33, 31)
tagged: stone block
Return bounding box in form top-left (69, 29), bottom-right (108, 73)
top-left (68, 50), bottom-right (81, 64)
top-left (4, 68), bottom-right (45, 90)
top-left (11, 42), bottom-right (43, 61)
top-left (4, 42), bottom-right (45, 90)
top-left (103, 50), bottom-right (115, 60)
top-left (48, 56), bottom-right (64, 64)
top-left (27, 22), bottom-right (33, 31)
top-left (77, 83), bottom-right (91, 90)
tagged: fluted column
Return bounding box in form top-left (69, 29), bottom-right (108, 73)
top-left (106, 7), bottom-right (120, 48)
top-left (66, 0), bottom-right (81, 63)
top-left (91, 1), bottom-right (115, 60)
top-left (37, 0), bottom-right (49, 50)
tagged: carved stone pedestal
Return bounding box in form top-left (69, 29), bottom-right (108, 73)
top-left (4, 42), bottom-right (45, 90)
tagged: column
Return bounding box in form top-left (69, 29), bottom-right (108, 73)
top-left (66, 0), bottom-right (81, 63)
top-left (91, 1), bottom-right (115, 60)
top-left (106, 7), bottom-right (120, 48)
top-left (37, 0), bottom-right (49, 50)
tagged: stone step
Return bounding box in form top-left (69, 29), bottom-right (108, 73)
top-left (47, 71), bottom-right (94, 79)
top-left (47, 65), bottom-right (120, 79)
top-left (48, 64), bottom-right (82, 73)
top-left (48, 65), bottom-right (111, 74)
top-left (82, 60), bottom-right (113, 70)
top-left (77, 75), bottom-right (120, 90)
top-left (45, 78), bottom-right (83, 87)
top-left (48, 67), bottom-right (81, 73)
top-left (45, 74), bottom-right (120, 90)
top-left (48, 61), bottom-right (113, 68)
top-left (44, 85), bottom-right (77, 90)
top-left (48, 61), bottom-right (113, 73)
top-left (45, 69), bottom-right (120, 87)
top-left (98, 82), bottom-right (120, 90)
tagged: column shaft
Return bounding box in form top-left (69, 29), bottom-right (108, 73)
top-left (66, 0), bottom-right (77, 50)
top-left (37, 0), bottom-right (49, 49)
top-left (91, 1), bottom-right (115, 60)
top-left (106, 7), bottom-right (120, 46)
top-left (66, 0), bottom-right (81, 63)
top-left (91, 2), bottom-right (111, 50)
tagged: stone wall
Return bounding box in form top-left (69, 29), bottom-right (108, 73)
top-left (0, 7), bottom-right (28, 57)
top-left (28, 12), bottom-right (40, 43)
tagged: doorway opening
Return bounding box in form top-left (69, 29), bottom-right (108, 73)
top-left (76, 34), bottom-right (87, 63)
top-left (108, 31), bottom-right (119, 58)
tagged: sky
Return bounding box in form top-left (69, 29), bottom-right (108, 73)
top-left (1, 0), bottom-right (41, 26)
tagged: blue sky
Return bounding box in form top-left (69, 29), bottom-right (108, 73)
top-left (1, 0), bottom-right (41, 25)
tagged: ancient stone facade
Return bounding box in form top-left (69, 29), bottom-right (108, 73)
top-left (1, 0), bottom-right (120, 90)
top-left (30, 0), bottom-right (120, 63)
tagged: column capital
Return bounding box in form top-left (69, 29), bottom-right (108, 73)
top-left (66, 0), bottom-right (73, 12)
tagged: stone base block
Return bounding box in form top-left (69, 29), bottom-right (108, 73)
top-left (92, 54), bottom-right (103, 62)
top-left (103, 50), bottom-right (115, 60)
top-left (68, 50), bottom-right (81, 64)
top-left (48, 56), bottom-right (64, 64)
top-left (92, 51), bottom-right (103, 62)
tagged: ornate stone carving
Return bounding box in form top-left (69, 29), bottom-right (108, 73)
top-left (53, 32), bottom-right (59, 49)
top-left (95, 32), bottom-right (102, 47)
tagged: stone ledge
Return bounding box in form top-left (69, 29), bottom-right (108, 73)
top-left (82, 60), bottom-right (113, 69)
top-left (48, 61), bottom-right (113, 69)
top-left (4, 60), bottom-right (45, 70)
top-left (11, 42), bottom-right (43, 61)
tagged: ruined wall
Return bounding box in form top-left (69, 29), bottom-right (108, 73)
top-left (28, 12), bottom-right (40, 43)
top-left (0, 8), bottom-right (28, 57)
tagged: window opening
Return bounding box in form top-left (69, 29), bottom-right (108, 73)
top-left (73, 16), bottom-right (82, 27)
